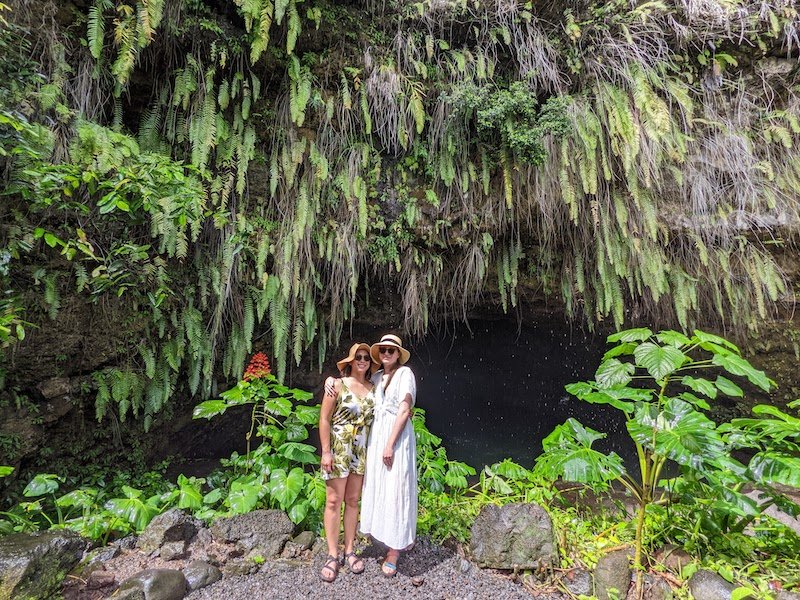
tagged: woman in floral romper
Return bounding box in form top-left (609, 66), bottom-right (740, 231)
top-left (318, 342), bottom-right (377, 582)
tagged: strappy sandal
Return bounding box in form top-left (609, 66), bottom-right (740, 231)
top-left (344, 551), bottom-right (365, 574)
top-left (320, 554), bottom-right (340, 583)
top-left (381, 559), bottom-right (398, 578)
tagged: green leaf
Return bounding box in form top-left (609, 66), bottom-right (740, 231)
top-left (681, 376), bottom-right (717, 399)
top-left (192, 400), bottom-right (228, 419)
top-left (177, 475), bottom-right (203, 510)
top-left (24, 474), bottom-right (62, 497)
top-left (203, 488), bottom-right (224, 505)
top-left (0, 466), bottom-right (14, 478)
top-left (627, 399), bottom-right (725, 469)
top-left (104, 495), bottom-right (156, 531)
top-left (633, 342), bottom-right (686, 380)
top-left (288, 500), bottom-right (309, 524)
top-left (534, 419), bottom-right (626, 487)
top-left (269, 467), bottom-right (304, 509)
top-left (655, 331), bottom-right (692, 347)
top-left (277, 442), bottom-right (318, 464)
top-left (679, 392), bottom-right (711, 411)
top-left (715, 376), bottom-right (743, 398)
top-left (56, 488), bottom-right (98, 509)
top-left (582, 391), bottom-right (635, 414)
top-left (283, 418), bottom-right (309, 442)
top-left (602, 342), bottom-right (637, 360)
top-left (265, 397), bottom-right (292, 417)
top-left (226, 476), bottom-right (263, 514)
top-left (693, 330), bottom-right (739, 353)
top-left (748, 452), bottom-right (800, 487)
top-left (294, 404), bottom-right (320, 424)
top-left (711, 354), bottom-right (772, 392)
top-left (594, 359), bottom-right (635, 388)
top-left (731, 587), bottom-right (756, 600)
top-left (607, 328), bottom-right (652, 343)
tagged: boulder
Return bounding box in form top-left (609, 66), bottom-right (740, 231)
top-left (563, 568), bottom-right (593, 597)
top-left (210, 510), bottom-right (293, 559)
top-left (281, 531), bottom-right (316, 559)
top-left (84, 545), bottom-right (120, 565)
top-left (652, 545), bottom-right (691, 573)
top-left (776, 592), bottom-right (800, 600)
top-left (642, 574), bottom-right (673, 600)
top-left (469, 503), bottom-right (556, 569)
top-left (138, 510), bottom-right (198, 554)
top-left (688, 569), bottom-right (735, 600)
top-left (0, 530), bottom-right (87, 600)
top-left (160, 541), bottom-right (187, 561)
top-left (183, 560), bottom-right (222, 592)
top-left (85, 568), bottom-right (116, 590)
top-left (221, 559), bottom-right (259, 577)
top-left (594, 547), bottom-right (632, 600)
top-left (117, 568), bottom-right (187, 600)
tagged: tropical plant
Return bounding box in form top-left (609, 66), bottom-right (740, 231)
top-left (533, 327), bottom-right (790, 599)
top-left (193, 353), bottom-right (324, 527)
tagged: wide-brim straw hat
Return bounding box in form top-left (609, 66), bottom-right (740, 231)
top-left (370, 334), bottom-right (411, 365)
top-left (336, 342), bottom-right (380, 372)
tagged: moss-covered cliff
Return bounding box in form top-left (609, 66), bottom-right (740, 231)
top-left (1, 0), bottom-right (800, 471)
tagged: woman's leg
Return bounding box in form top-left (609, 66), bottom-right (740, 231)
top-left (342, 473), bottom-right (363, 554)
top-left (323, 477), bottom-right (347, 558)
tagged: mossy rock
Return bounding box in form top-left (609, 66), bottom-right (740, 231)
top-left (0, 530), bottom-right (88, 600)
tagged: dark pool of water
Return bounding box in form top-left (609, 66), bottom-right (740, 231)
top-left (410, 319), bottom-right (631, 469)
top-left (173, 317), bottom-right (638, 474)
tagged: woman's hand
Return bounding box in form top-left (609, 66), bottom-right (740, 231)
top-left (324, 377), bottom-right (337, 397)
top-left (382, 445), bottom-right (394, 469)
top-left (321, 451), bottom-right (333, 473)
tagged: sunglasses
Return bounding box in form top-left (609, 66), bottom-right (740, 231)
top-left (354, 354), bottom-right (370, 362)
top-left (379, 347), bottom-right (397, 355)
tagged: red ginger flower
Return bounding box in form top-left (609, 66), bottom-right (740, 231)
top-left (243, 352), bottom-right (271, 381)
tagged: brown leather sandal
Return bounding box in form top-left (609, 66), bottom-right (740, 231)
top-left (320, 554), bottom-right (340, 582)
top-left (344, 551), bottom-right (365, 574)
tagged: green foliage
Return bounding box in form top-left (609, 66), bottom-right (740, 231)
top-left (193, 362), bottom-right (322, 526)
top-left (448, 81), bottom-right (571, 166)
top-left (533, 328), bottom-right (795, 598)
top-left (3, 0), bottom-right (800, 432)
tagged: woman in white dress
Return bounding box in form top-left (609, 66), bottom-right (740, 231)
top-left (359, 334), bottom-right (417, 577)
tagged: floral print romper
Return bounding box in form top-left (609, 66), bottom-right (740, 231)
top-left (323, 380), bottom-right (375, 480)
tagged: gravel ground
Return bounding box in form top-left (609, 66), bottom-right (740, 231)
top-left (187, 538), bottom-right (562, 600)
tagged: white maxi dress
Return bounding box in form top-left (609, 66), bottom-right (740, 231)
top-left (359, 365), bottom-right (417, 550)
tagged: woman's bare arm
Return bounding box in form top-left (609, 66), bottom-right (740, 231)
top-left (319, 380), bottom-right (341, 472)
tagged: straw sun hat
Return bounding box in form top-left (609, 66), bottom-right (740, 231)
top-left (369, 334), bottom-right (411, 365)
top-left (336, 342), bottom-right (380, 372)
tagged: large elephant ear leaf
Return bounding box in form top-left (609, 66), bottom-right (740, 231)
top-left (627, 399), bottom-right (725, 470)
top-left (633, 342), bottom-right (686, 381)
top-left (595, 358), bottom-right (635, 388)
top-left (534, 419), bottom-right (626, 488)
top-left (748, 452), bottom-right (800, 487)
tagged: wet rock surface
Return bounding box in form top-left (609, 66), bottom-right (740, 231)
top-left (210, 510), bottom-right (294, 558)
top-left (594, 547), bottom-right (633, 600)
top-left (0, 530), bottom-right (88, 600)
top-left (183, 561), bottom-right (222, 592)
top-left (688, 569), bottom-right (735, 600)
top-left (470, 503), bottom-right (557, 569)
top-left (137, 510), bottom-right (198, 554)
top-left (117, 568), bottom-right (187, 600)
